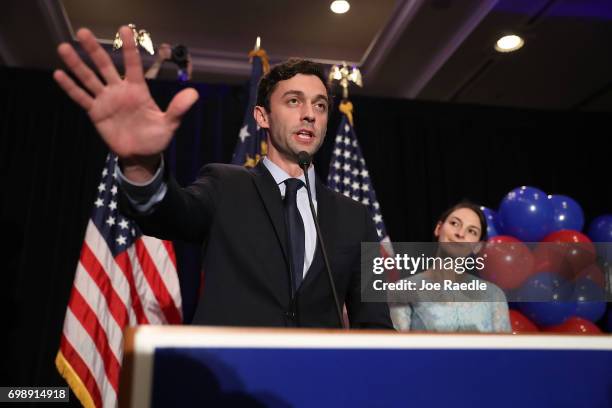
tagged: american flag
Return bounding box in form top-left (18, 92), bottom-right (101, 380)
top-left (327, 102), bottom-right (395, 279)
top-left (231, 47), bottom-right (269, 168)
top-left (327, 104), bottom-right (390, 240)
top-left (327, 101), bottom-right (399, 308)
top-left (55, 154), bottom-right (182, 408)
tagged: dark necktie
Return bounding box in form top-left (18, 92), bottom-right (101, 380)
top-left (283, 178), bottom-right (305, 293)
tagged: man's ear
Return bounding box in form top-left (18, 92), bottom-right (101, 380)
top-left (254, 105), bottom-right (269, 129)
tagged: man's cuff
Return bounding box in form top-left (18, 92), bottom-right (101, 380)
top-left (115, 156), bottom-right (167, 213)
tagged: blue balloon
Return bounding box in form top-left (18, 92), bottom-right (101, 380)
top-left (588, 215), bottom-right (612, 261)
top-left (516, 272), bottom-right (576, 327)
top-left (480, 206), bottom-right (501, 239)
top-left (548, 194), bottom-right (584, 232)
top-left (499, 186), bottom-right (554, 242)
top-left (517, 271), bottom-right (571, 300)
top-left (588, 215), bottom-right (612, 242)
top-left (572, 278), bottom-right (606, 322)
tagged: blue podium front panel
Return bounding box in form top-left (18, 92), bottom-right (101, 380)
top-left (151, 347), bottom-right (612, 407)
top-left (124, 328), bottom-right (612, 408)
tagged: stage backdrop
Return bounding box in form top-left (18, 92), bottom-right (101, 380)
top-left (2, 66), bottom-right (610, 401)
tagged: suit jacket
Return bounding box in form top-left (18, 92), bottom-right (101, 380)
top-left (120, 161), bottom-right (392, 329)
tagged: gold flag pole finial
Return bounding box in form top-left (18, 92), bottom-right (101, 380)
top-left (248, 36), bottom-right (270, 74)
top-left (328, 62), bottom-right (362, 125)
top-left (328, 62), bottom-right (362, 100)
top-left (113, 23), bottom-right (154, 55)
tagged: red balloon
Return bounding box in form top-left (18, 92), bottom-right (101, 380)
top-left (575, 264), bottom-right (606, 287)
top-left (489, 235), bottom-right (521, 244)
top-left (509, 309), bottom-right (539, 333)
top-left (532, 244), bottom-right (567, 275)
top-left (542, 230), bottom-right (593, 244)
top-left (481, 236), bottom-right (535, 289)
top-left (536, 230), bottom-right (597, 280)
top-left (544, 316), bottom-right (602, 334)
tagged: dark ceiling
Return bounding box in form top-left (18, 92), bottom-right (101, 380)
top-left (2, 0), bottom-right (611, 111)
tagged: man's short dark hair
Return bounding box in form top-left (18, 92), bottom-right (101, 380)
top-left (256, 59), bottom-right (331, 112)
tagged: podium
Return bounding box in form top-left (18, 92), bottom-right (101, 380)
top-left (120, 326), bottom-right (612, 407)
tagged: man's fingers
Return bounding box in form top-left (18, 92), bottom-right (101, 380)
top-left (119, 26), bottom-right (145, 84)
top-left (76, 28), bottom-right (121, 85)
top-left (166, 88), bottom-right (199, 123)
top-left (53, 69), bottom-right (94, 111)
top-left (57, 42), bottom-right (104, 96)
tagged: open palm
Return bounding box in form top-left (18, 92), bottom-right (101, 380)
top-left (54, 27), bottom-right (198, 160)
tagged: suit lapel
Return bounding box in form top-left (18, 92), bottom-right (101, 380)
top-left (250, 161), bottom-right (290, 269)
top-left (314, 179), bottom-right (337, 250)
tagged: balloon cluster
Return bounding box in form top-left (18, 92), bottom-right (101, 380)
top-left (479, 187), bottom-right (612, 334)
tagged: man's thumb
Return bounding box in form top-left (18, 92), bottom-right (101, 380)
top-left (166, 88), bottom-right (199, 123)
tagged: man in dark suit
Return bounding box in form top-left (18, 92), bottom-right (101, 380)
top-left (54, 26), bottom-right (392, 329)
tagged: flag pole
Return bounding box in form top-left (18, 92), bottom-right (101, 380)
top-left (231, 38), bottom-right (270, 167)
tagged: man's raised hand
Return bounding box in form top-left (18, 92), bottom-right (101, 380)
top-left (53, 26), bottom-right (198, 175)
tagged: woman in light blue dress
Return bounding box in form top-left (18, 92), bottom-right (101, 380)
top-left (389, 202), bottom-right (511, 333)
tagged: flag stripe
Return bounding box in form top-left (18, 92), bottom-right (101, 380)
top-left (73, 261), bottom-right (124, 366)
top-left (85, 222), bottom-right (141, 325)
top-left (59, 337), bottom-right (102, 408)
top-left (162, 239), bottom-right (177, 270)
top-left (114, 250), bottom-right (150, 325)
top-left (134, 240), bottom-right (181, 324)
top-left (140, 236), bottom-right (182, 321)
top-left (69, 288), bottom-right (122, 393)
top-left (79, 243), bottom-right (129, 330)
top-left (63, 308), bottom-right (117, 407)
top-left (123, 246), bottom-right (166, 324)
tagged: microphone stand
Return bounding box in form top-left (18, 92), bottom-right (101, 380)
top-left (298, 151), bottom-right (346, 329)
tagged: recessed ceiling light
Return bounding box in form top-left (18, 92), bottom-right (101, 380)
top-left (495, 34), bottom-right (524, 53)
top-left (330, 0), bottom-right (350, 14)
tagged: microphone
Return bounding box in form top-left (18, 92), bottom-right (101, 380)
top-left (297, 151), bottom-right (346, 329)
top-left (297, 151), bottom-right (311, 169)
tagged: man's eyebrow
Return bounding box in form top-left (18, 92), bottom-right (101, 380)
top-left (281, 90), bottom-right (329, 103)
top-left (281, 90), bottom-right (305, 98)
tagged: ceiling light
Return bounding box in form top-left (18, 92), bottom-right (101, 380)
top-left (494, 34), bottom-right (524, 53)
top-left (330, 0), bottom-right (350, 14)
